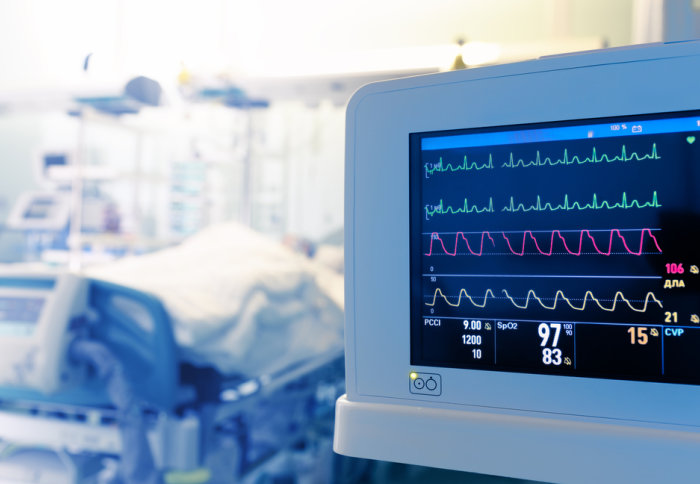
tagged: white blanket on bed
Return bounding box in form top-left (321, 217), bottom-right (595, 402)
top-left (86, 223), bottom-right (344, 378)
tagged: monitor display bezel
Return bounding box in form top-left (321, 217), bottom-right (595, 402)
top-left (409, 109), bottom-right (700, 385)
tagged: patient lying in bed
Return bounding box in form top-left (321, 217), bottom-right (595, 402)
top-left (87, 222), bottom-right (344, 378)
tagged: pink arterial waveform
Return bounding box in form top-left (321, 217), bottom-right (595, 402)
top-left (425, 229), bottom-right (662, 257)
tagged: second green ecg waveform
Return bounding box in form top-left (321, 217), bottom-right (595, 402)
top-left (425, 191), bottom-right (661, 219)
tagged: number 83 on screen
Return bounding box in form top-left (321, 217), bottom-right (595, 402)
top-left (538, 322), bottom-right (573, 366)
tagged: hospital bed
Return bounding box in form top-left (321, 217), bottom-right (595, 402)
top-left (0, 223), bottom-right (346, 484)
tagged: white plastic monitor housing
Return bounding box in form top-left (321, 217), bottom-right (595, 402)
top-left (0, 273), bottom-right (87, 393)
top-left (334, 41), bottom-right (700, 483)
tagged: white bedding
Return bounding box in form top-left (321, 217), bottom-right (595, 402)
top-left (86, 223), bottom-right (344, 378)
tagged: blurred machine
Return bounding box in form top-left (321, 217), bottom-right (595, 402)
top-left (6, 151), bottom-right (74, 260)
top-left (0, 274), bottom-right (86, 393)
top-left (6, 150), bottom-right (121, 264)
top-left (7, 191), bottom-right (72, 233)
top-left (0, 224), bottom-right (346, 483)
top-left (335, 40), bottom-right (700, 483)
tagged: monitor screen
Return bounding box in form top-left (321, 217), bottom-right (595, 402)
top-left (410, 110), bottom-right (700, 385)
top-left (43, 153), bottom-right (68, 170)
top-left (23, 197), bottom-right (56, 220)
top-left (0, 296), bottom-right (45, 337)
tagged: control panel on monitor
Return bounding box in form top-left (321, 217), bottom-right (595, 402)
top-left (410, 111), bottom-right (700, 385)
top-left (0, 295), bottom-right (46, 337)
top-left (335, 41), bottom-right (700, 483)
top-left (0, 275), bottom-right (86, 393)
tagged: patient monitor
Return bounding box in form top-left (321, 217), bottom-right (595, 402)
top-left (334, 41), bottom-right (700, 483)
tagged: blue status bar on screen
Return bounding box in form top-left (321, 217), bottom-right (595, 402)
top-left (421, 115), bottom-right (700, 151)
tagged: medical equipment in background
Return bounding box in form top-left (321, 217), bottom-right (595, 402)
top-left (170, 160), bottom-right (210, 237)
top-left (73, 75), bottom-right (163, 117)
top-left (5, 149), bottom-right (123, 264)
top-left (5, 151), bottom-right (74, 256)
top-left (0, 222), bottom-right (346, 483)
top-left (334, 40), bottom-right (700, 483)
top-left (167, 150), bottom-right (242, 241)
top-left (64, 75), bottom-right (165, 269)
top-left (180, 79), bottom-right (281, 235)
top-left (7, 191), bottom-right (72, 233)
top-left (0, 273), bottom-right (87, 393)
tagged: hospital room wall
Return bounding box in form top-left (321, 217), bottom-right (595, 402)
top-left (0, 114), bottom-right (43, 220)
top-left (569, 0), bottom-right (633, 44)
top-left (272, 102), bottom-right (345, 241)
top-left (4, 0), bottom-right (688, 251)
top-left (0, 0), bottom-right (639, 91)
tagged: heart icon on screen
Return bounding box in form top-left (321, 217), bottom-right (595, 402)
top-left (688, 136), bottom-right (696, 144)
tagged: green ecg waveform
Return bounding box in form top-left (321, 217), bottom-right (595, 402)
top-left (425, 198), bottom-right (495, 219)
top-left (502, 144), bottom-right (660, 169)
top-left (502, 191), bottom-right (661, 213)
top-left (425, 155), bottom-right (494, 177)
